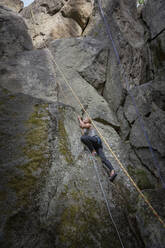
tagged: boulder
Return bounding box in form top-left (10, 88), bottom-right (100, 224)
top-left (117, 106), bottom-right (130, 140)
top-left (61, 0), bottom-right (94, 30)
top-left (130, 108), bottom-right (165, 157)
top-left (124, 83), bottom-right (153, 124)
top-left (21, 0), bottom-right (94, 48)
top-left (0, 5), bottom-right (33, 59)
top-left (0, 0), bottom-right (23, 12)
top-left (0, 49), bottom-right (57, 101)
top-left (142, 0), bottom-right (165, 74)
top-left (142, 0), bottom-right (165, 39)
top-left (151, 74), bottom-right (165, 111)
top-left (150, 31), bottom-right (165, 72)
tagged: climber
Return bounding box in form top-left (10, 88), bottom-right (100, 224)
top-left (78, 116), bottom-right (117, 182)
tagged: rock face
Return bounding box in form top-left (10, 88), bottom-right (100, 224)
top-left (0, 0), bottom-right (23, 12)
top-left (0, 1), bottom-right (165, 248)
top-left (21, 0), bottom-right (94, 48)
top-left (0, 5), bottom-right (33, 59)
top-left (143, 0), bottom-right (165, 74)
top-left (142, 0), bottom-right (165, 39)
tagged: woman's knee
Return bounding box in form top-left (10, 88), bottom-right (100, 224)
top-left (81, 135), bottom-right (87, 143)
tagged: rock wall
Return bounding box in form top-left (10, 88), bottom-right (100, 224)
top-left (0, 0), bottom-right (165, 248)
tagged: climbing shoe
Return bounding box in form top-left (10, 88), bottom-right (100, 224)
top-left (109, 173), bottom-right (117, 182)
top-left (92, 151), bottom-right (97, 156)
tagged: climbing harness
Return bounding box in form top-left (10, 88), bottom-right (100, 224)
top-left (94, 135), bottom-right (102, 145)
top-left (96, 0), bottom-right (165, 190)
top-left (30, 9), bottom-right (165, 228)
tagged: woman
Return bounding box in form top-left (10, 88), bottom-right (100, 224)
top-left (78, 116), bottom-right (117, 182)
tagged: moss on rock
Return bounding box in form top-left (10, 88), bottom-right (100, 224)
top-left (9, 103), bottom-right (50, 207)
top-left (127, 165), bottom-right (154, 190)
top-left (55, 185), bottom-right (122, 248)
top-left (58, 106), bottom-right (74, 164)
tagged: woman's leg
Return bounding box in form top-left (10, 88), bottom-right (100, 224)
top-left (97, 147), bottom-right (114, 171)
top-left (81, 135), bottom-right (96, 152)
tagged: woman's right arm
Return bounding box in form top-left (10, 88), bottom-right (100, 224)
top-left (78, 116), bottom-right (91, 129)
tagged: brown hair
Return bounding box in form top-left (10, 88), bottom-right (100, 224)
top-left (85, 117), bottom-right (91, 124)
top-left (88, 118), bottom-right (92, 124)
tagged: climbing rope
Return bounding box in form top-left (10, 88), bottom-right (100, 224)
top-left (30, 9), bottom-right (165, 228)
top-left (96, 0), bottom-right (165, 189)
top-left (89, 152), bottom-right (125, 248)
top-left (50, 54), bottom-right (165, 229)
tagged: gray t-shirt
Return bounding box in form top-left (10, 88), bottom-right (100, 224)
top-left (84, 127), bottom-right (97, 137)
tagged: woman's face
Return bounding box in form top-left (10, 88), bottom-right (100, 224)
top-left (84, 118), bottom-right (90, 123)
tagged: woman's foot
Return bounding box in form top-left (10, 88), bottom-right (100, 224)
top-left (92, 150), bottom-right (97, 156)
top-left (109, 170), bottom-right (117, 182)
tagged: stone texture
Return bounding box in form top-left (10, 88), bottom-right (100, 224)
top-left (84, 0), bottom-right (151, 112)
top-left (0, 86), bottom-right (55, 248)
top-left (0, 1), bottom-right (165, 248)
top-left (129, 107), bottom-right (165, 180)
top-left (117, 106), bottom-right (130, 140)
top-left (124, 83), bottom-right (153, 124)
top-left (130, 107), bottom-right (165, 156)
top-left (0, 5), bottom-right (33, 59)
top-left (49, 37), bottom-right (119, 128)
top-left (136, 189), bottom-right (165, 248)
top-left (151, 73), bottom-right (165, 111)
top-left (21, 0), bottom-right (94, 48)
top-left (0, 7), bottom-right (141, 248)
top-left (0, 0), bottom-right (23, 12)
top-left (61, 0), bottom-right (94, 29)
top-left (142, 0), bottom-right (165, 39)
top-left (78, 48), bottom-right (108, 92)
top-left (150, 31), bottom-right (165, 73)
top-left (142, 0), bottom-right (165, 74)
top-left (0, 48), bottom-right (57, 101)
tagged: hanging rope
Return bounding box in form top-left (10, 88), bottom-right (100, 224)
top-left (96, 0), bottom-right (165, 189)
top-left (90, 153), bottom-right (125, 248)
top-left (30, 9), bottom-right (165, 228)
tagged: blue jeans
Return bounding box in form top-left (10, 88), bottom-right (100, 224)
top-left (81, 135), bottom-right (114, 172)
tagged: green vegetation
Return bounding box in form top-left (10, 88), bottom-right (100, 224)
top-left (58, 106), bottom-right (74, 164)
top-left (56, 188), bottom-right (121, 248)
top-left (127, 165), bottom-right (154, 190)
top-left (9, 103), bottom-right (49, 207)
top-left (138, 0), bottom-right (145, 5)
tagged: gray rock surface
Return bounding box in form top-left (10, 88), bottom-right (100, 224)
top-left (130, 108), bottom-right (165, 156)
top-left (0, 48), bottom-right (57, 101)
top-left (49, 37), bottom-right (119, 128)
top-left (150, 31), bottom-right (165, 73)
top-left (0, 5), bottom-right (33, 59)
top-left (124, 83), bottom-right (153, 124)
top-left (85, 0), bottom-right (151, 112)
top-left (142, 0), bottom-right (165, 39)
top-left (142, 0), bottom-right (165, 74)
top-left (136, 188), bottom-right (165, 248)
